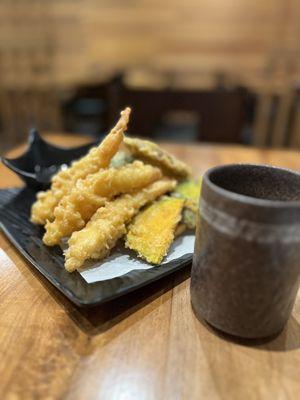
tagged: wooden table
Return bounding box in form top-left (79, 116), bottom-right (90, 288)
top-left (1, 135), bottom-right (300, 400)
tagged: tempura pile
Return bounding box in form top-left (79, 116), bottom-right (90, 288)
top-left (30, 107), bottom-right (201, 272)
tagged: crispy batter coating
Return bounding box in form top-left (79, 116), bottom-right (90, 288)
top-left (124, 136), bottom-right (191, 179)
top-left (172, 178), bottom-right (202, 229)
top-left (181, 203), bottom-right (197, 229)
top-left (43, 161), bottom-right (162, 246)
top-left (109, 151), bottom-right (134, 168)
top-left (65, 179), bottom-right (176, 272)
top-left (173, 179), bottom-right (202, 202)
top-left (125, 197), bottom-right (184, 264)
top-left (31, 107), bottom-right (131, 225)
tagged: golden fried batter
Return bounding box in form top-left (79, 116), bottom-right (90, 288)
top-left (124, 136), bottom-right (191, 179)
top-left (43, 161), bottom-right (162, 246)
top-left (31, 107), bottom-right (131, 225)
top-left (172, 178), bottom-right (202, 229)
top-left (173, 179), bottom-right (202, 203)
top-left (126, 197), bottom-right (184, 264)
top-left (109, 151), bottom-right (133, 168)
top-left (65, 179), bottom-right (176, 272)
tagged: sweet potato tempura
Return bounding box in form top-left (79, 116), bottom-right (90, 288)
top-left (65, 178), bottom-right (177, 272)
top-left (31, 107), bottom-right (131, 225)
top-left (43, 161), bottom-right (162, 246)
top-left (126, 197), bottom-right (184, 264)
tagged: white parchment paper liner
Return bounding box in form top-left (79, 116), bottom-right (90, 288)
top-left (77, 234), bottom-right (195, 283)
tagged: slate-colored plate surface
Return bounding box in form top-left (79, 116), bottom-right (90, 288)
top-left (0, 188), bottom-right (192, 307)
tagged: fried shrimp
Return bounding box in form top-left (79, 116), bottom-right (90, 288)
top-left (126, 197), bottom-right (184, 264)
top-left (64, 178), bottom-right (177, 272)
top-left (31, 107), bottom-right (131, 225)
top-left (43, 161), bottom-right (162, 246)
top-left (124, 136), bottom-right (191, 179)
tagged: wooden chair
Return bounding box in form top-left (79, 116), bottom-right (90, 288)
top-left (289, 87), bottom-right (300, 148)
top-left (253, 86), bottom-right (300, 148)
top-left (107, 77), bottom-right (247, 143)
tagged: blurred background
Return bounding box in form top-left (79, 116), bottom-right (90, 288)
top-left (1, 0), bottom-right (300, 152)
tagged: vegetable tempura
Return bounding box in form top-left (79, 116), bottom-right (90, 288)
top-left (172, 178), bottom-right (202, 229)
top-left (126, 197), bottom-right (184, 264)
top-left (124, 136), bottom-right (191, 179)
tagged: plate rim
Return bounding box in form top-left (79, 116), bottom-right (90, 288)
top-left (0, 188), bottom-right (193, 307)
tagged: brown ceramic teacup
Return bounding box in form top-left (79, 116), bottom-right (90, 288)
top-left (191, 164), bottom-right (300, 339)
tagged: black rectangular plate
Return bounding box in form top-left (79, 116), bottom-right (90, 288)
top-left (0, 188), bottom-right (192, 307)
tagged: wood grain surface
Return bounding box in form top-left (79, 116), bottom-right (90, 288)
top-left (1, 1), bottom-right (300, 88)
top-left (1, 134), bottom-right (300, 400)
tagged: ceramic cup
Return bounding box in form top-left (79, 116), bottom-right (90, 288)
top-left (191, 164), bottom-right (300, 339)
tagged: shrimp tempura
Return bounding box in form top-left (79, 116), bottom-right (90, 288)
top-left (43, 161), bottom-right (162, 246)
top-left (31, 107), bottom-right (131, 225)
top-left (65, 178), bottom-right (177, 272)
